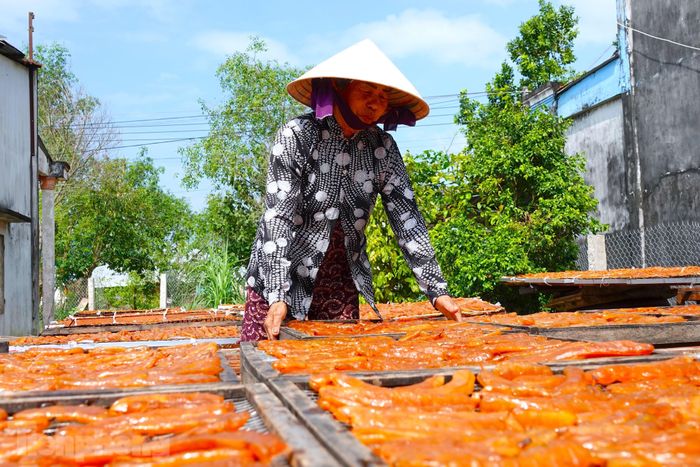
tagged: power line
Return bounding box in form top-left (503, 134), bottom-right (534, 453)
top-left (76, 114), bottom-right (208, 127)
top-left (97, 114), bottom-right (455, 141)
top-left (103, 137), bottom-right (205, 150)
top-left (141, 134), bottom-right (459, 160)
top-left (443, 129), bottom-right (462, 154)
top-left (586, 44), bottom-right (615, 70)
top-left (107, 113), bottom-right (459, 136)
top-left (78, 102), bottom-right (462, 150)
top-left (413, 122), bottom-right (458, 128)
top-left (67, 92), bottom-right (484, 129)
top-left (109, 128), bottom-right (212, 136)
top-left (424, 93), bottom-right (460, 99)
top-left (618, 21), bottom-right (700, 52)
top-left (115, 136), bottom-right (206, 142)
top-left (109, 127), bottom-right (461, 154)
top-left (75, 106), bottom-right (460, 129)
top-left (428, 97), bottom-right (460, 106)
top-left (76, 120), bottom-right (210, 130)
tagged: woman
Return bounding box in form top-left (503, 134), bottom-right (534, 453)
top-left (242, 39), bottom-right (460, 341)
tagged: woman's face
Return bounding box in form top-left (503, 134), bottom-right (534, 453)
top-left (342, 80), bottom-right (390, 124)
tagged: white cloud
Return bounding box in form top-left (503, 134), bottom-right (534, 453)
top-left (561, 0), bottom-right (617, 45)
top-left (0, 0), bottom-right (183, 47)
top-left (190, 31), bottom-right (301, 65)
top-left (0, 0), bottom-right (79, 42)
top-left (0, 0), bottom-right (182, 43)
top-left (328, 9), bottom-right (507, 69)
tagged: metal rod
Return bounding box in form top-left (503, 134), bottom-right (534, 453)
top-left (27, 12), bottom-right (35, 61)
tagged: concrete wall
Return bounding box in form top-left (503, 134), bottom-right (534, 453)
top-left (565, 98), bottom-right (630, 231)
top-left (0, 57), bottom-right (31, 216)
top-left (0, 54), bottom-right (34, 335)
top-left (628, 0), bottom-right (700, 226)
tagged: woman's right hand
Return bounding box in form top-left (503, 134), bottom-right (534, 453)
top-left (264, 301), bottom-right (288, 340)
top-left (434, 295), bottom-right (462, 322)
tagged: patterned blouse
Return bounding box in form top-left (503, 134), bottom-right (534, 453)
top-left (245, 113), bottom-right (449, 320)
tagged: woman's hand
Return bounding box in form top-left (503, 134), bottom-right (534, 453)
top-left (264, 301), bottom-right (288, 340)
top-left (434, 295), bottom-right (462, 322)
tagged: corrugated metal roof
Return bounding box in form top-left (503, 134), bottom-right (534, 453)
top-left (0, 38), bottom-right (26, 63)
top-left (556, 54), bottom-right (628, 118)
top-left (531, 93), bottom-right (556, 112)
top-left (525, 53), bottom-right (628, 119)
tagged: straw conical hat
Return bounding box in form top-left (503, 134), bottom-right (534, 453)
top-left (287, 39), bottom-right (429, 120)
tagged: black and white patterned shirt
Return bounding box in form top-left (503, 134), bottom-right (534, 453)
top-left (245, 113), bottom-right (449, 319)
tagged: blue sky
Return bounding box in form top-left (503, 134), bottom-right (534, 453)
top-left (1, 0), bottom-right (617, 211)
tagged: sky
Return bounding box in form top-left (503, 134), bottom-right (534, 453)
top-left (0, 0), bottom-right (618, 212)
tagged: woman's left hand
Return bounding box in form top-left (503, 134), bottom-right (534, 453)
top-left (434, 295), bottom-right (462, 322)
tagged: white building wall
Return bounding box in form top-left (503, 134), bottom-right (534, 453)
top-left (0, 57), bottom-right (31, 216)
top-left (0, 222), bottom-right (33, 335)
top-left (565, 98), bottom-right (630, 232)
top-left (0, 54), bottom-right (34, 335)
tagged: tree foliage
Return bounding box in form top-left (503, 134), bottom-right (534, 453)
top-left (35, 42), bottom-right (193, 302)
top-left (364, 1), bottom-right (600, 308)
top-left (506, 0), bottom-right (578, 91)
top-left (441, 74), bottom-right (601, 307)
top-left (366, 150), bottom-right (450, 302)
top-left (55, 155), bottom-right (191, 284)
top-left (181, 37), bottom-right (307, 265)
top-left (101, 272), bottom-right (159, 310)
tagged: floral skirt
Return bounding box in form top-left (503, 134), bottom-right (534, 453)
top-left (241, 222), bottom-right (359, 341)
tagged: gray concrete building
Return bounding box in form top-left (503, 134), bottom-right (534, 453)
top-left (0, 38), bottom-right (68, 335)
top-left (530, 0), bottom-right (700, 269)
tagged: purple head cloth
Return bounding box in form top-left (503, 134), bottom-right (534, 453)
top-left (310, 78), bottom-right (335, 119)
top-left (378, 107), bottom-right (416, 132)
top-left (310, 78), bottom-right (416, 132)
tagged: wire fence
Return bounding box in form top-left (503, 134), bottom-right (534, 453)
top-left (606, 222), bottom-right (700, 268)
top-left (54, 278), bottom-right (88, 319)
top-left (574, 236), bottom-right (588, 271)
top-left (52, 270), bottom-right (243, 318)
top-left (50, 222), bottom-right (698, 318)
top-left (576, 221), bottom-right (700, 270)
top-left (165, 270), bottom-right (201, 309)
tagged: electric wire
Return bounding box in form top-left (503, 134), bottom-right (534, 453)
top-left (618, 21), bottom-right (700, 52)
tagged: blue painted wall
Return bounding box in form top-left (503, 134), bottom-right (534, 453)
top-left (556, 57), bottom-right (629, 118)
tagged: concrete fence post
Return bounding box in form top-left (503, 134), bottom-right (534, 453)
top-left (159, 273), bottom-right (167, 309)
top-left (587, 234), bottom-right (608, 271)
top-left (87, 276), bottom-right (95, 311)
top-left (40, 176), bottom-right (57, 326)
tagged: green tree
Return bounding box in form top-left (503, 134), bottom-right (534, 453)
top-left (101, 272), bottom-right (159, 310)
top-left (365, 1), bottom-right (600, 308)
top-left (439, 54), bottom-right (601, 309)
top-left (506, 0), bottom-right (578, 91)
top-left (181, 37), bottom-right (307, 264)
top-left (55, 155), bottom-right (192, 283)
top-left (36, 43), bottom-right (191, 316)
top-left (366, 150), bottom-right (451, 303)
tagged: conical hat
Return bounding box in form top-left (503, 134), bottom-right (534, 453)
top-left (287, 39), bottom-right (429, 120)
